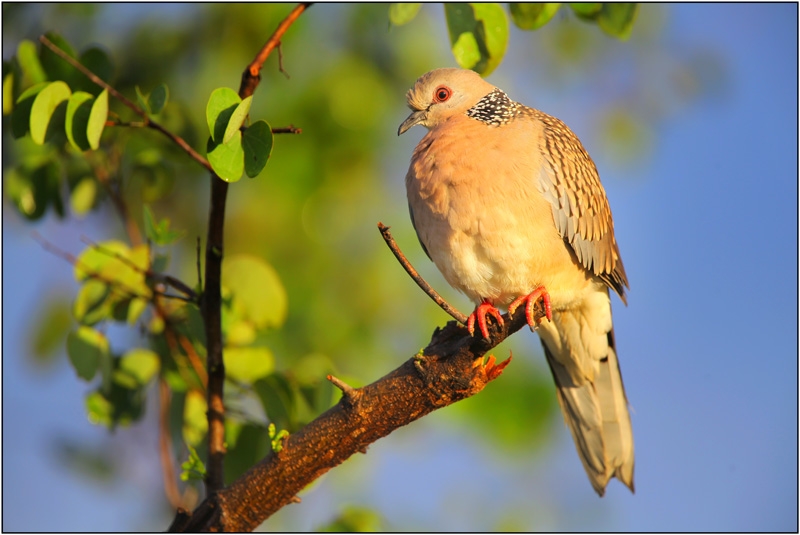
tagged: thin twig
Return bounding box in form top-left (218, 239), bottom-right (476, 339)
top-left (195, 237), bottom-right (202, 292)
top-left (39, 34), bottom-right (213, 173)
top-left (80, 236), bottom-right (197, 301)
top-left (32, 232), bottom-right (152, 301)
top-left (377, 222), bottom-right (468, 324)
top-left (159, 377), bottom-right (184, 510)
top-left (276, 42), bottom-right (290, 79)
top-left (246, 4), bottom-right (310, 78)
top-left (88, 152), bottom-right (143, 246)
top-left (271, 125), bottom-right (302, 134)
top-left (39, 34), bottom-right (141, 114)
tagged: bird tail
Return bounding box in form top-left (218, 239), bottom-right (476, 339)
top-left (540, 327), bottom-right (635, 496)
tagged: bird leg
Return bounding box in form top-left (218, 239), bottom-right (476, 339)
top-left (508, 286), bottom-right (552, 331)
top-left (467, 299), bottom-right (505, 339)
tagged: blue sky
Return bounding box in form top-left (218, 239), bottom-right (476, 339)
top-left (3, 3), bottom-right (797, 531)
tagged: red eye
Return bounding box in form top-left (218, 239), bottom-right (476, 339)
top-left (434, 86), bottom-right (452, 103)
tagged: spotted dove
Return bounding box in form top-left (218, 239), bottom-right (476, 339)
top-left (398, 68), bottom-right (634, 496)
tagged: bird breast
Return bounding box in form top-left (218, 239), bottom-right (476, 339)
top-left (406, 116), bottom-right (584, 307)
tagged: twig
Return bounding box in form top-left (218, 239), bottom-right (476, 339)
top-left (272, 125), bottom-right (302, 134)
top-left (277, 42), bottom-right (290, 79)
top-left (32, 232), bottom-right (151, 301)
top-left (377, 222), bottom-right (468, 324)
top-left (39, 34), bottom-right (213, 174)
top-left (202, 2), bottom-right (312, 496)
top-left (80, 236), bottom-right (197, 301)
top-left (195, 237), bottom-right (203, 293)
top-left (239, 3), bottom-right (311, 96)
top-left (88, 151), bottom-right (143, 246)
top-left (159, 377), bottom-right (184, 510)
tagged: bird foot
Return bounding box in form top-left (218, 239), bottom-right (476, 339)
top-left (508, 286), bottom-right (552, 331)
top-left (467, 299), bottom-right (504, 339)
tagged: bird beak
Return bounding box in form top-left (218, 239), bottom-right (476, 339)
top-left (398, 109), bottom-right (426, 136)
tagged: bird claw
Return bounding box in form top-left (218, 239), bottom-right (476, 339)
top-left (467, 300), bottom-right (505, 339)
top-left (508, 286), bottom-right (552, 331)
top-left (477, 353), bottom-right (513, 381)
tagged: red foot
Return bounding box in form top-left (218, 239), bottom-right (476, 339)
top-left (508, 286), bottom-right (552, 330)
top-left (467, 299), bottom-right (505, 339)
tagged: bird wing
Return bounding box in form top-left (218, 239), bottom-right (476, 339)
top-left (528, 108), bottom-right (629, 302)
top-left (407, 200), bottom-right (432, 260)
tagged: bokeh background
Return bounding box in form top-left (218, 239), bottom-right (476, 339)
top-left (2, 3), bottom-right (797, 531)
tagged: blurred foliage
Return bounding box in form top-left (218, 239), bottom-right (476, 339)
top-left (2, 2), bottom-right (724, 530)
top-left (317, 506), bottom-right (383, 532)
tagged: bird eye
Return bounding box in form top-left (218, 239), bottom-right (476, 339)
top-left (434, 86), bottom-right (452, 103)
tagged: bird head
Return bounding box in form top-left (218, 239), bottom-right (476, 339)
top-left (398, 68), bottom-right (498, 135)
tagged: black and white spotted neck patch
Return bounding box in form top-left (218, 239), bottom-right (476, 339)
top-left (465, 89), bottom-right (521, 126)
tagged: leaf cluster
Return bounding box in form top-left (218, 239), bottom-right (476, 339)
top-left (390, 3), bottom-right (638, 75)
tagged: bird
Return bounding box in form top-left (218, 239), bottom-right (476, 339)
top-left (398, 68), bottom-right (634, 496)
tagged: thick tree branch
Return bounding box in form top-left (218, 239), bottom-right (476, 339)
top-left (174, 300), bottom-right (541, 532)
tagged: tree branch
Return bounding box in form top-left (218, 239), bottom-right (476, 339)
top-left (39, 34), bottom-right (214, 173)
top-left (201, 2), bottom-right (312, 496)
top-left (173, 301), bottom-right (541, 532)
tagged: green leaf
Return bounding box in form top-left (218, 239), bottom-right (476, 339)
top-left (11, 82), bottom-right (48, 138)
top-left (509, 3), bottom-right (561, 30)
top-left (318, 507), bottom-right (383, 533)
top-left (143, 205), bottom-right (185, 246)
top-left (30, 81), bottom-right (71, 145)
top-left (597, 3), bottom-right (638, 40)
top-left (73, 240), bottom-right (151, 300)
top-left (3, 62), bottom-right (14, 115)
top-left (181, 445), bottom-right (207, 482)
top-left (183, 389), bottom-right (208, 447)
top-left (85, 380), bottom-right (145, 429)
top-left (86, 390), bottom-right (113, 427)
top-left (242, 120), bottom-right (273, 178)
top-left (135, 85), bottom-right (150, 114)
top-left (569, 2), bottom-right (602, 19)
top-left (269, 423), bottom-right (289, 453)
top-left (67, 326), bottom-right (110, 381)
top-left (205, 87), bottom-right (241, 143)
top-left (148, 83), bottom-right (169, 114)
top-left (70, 176), bottom-right (97, 216)
top-left (127, 297), bottom-right (148, 325)
top-left (222, 254), bottom-right (287, 330)
top-left (70, 177), bottom-right (97, 216)
top-left (444, 3), bottom-right (509, 76)
top-left (16, 40), bottom-right (47, 86)
top-left (120, 348), bottom-right (160, 385)
top-left (87, 88), bottom-right (108, 150)
top-left (28, 297), bottom-right (73, 365)
top-left (389, 3), bottom-right (422, 26)
top-left (73, 279), bottom-right (110, 326)
top-left (224, 346), bottom-right (274, 383)
top-left (207, 132), bottom-right (244, 183)
top-left (65, 91), bottom-right (94, 151)
top-left (223, 95), bottom-right (252, 144)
